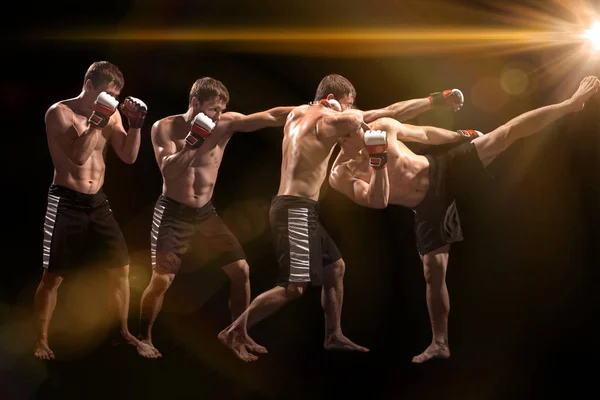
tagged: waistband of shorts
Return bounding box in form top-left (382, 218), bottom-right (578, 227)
top-left (48, 184), bottom-right (106, 204)
top-left (271, 195), bottom-right (319, 210)
top-left (158, 195), bottom-right (216, 218)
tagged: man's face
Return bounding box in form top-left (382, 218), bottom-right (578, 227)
top-left (89, 80), bottom-right (121, 101)
top-left (337, 94), bottom-right (355, 111)
top-left (196, 97), bottom-right (227, 122)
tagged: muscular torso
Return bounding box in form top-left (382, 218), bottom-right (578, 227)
top-left (278, 105), bottom-right (347, 201)
top-left (334, 132), bottom-right (432, 208)
top-left (159, 114), bottom-right (234, 208)
top-left (48, 100), bottom-right (114, 194)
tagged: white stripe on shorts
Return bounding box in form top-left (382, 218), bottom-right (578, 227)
top-left (42, 194), bottom-right (61, 268)
top-left (288, 208), bottom-right (310, 282)
top-left (150, 202), bottom-right (166, 268)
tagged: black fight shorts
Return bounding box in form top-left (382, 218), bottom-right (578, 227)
top-left (269, 195), bottom-right (342, 286)
top-left (413, 141), bottom-right (491, 255)
top-left (150, 195), bottom-right (246, 274)
top-left (42, 185), bottom-right (130, 273)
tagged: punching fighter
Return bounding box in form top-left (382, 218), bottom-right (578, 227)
top-left (138, 77), bottom-right (294, 357)
top-left (218, 73), bottom-right (464, 362)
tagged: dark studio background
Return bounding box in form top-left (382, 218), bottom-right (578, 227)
top-left (2, 0), bottom-right (600, 399)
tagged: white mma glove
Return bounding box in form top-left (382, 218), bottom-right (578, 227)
top-left (88, 92), bottom-right (119, 130)
top-left (364, 130), bottom-right (388, 169)
top-left (184, 112), bottom-right (216, 149)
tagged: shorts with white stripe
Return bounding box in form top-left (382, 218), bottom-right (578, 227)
top-left (41, 185), bottom-right (130, 272)
top-left (269, 195), bottom-right (342, 286)
top-left (150, 195), bottom-right (246, 274)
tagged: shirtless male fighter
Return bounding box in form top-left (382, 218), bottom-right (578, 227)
top-left (138, 77), bottom-right (294, 357)
top-left (218, 73), bottom-right (464, 362)
top-left (329, 75), bottom-right (600, 363)
top-left (35, 61), bottom-right (158, 359)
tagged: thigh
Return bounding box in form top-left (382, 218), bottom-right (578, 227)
top-left (44, 199), bottom-right (88, 273)
top-left (195, 214), bottom-right (246, 268)
top-left (152, 210), bottom-right (195, 275)
top-left (88, 200), bottom-right (130, 269)
top-left (318, 224), bottom-right (342, 269)
top-left (269, 202), bottom-right (319, 286)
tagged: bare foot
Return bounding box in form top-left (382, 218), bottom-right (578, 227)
top-left (245, 336), bottom-right (268, 354)
top-left (324, 334), bottom-right (369, 352)
top-left (570, 76), bottom-right (600, 111)
top-left (218, 329), bottom-right (259, 363)
top-left (34, 340), bottom-right (55, 360)
top-left (116, 332), bottom-right (161, 359)
top-left (411, 342), bottom-right (450, 364)
top-left (136, 339), bottom-right (162, 359)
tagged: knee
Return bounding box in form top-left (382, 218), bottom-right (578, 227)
top-left (422, 256), bottom-right (446, 284)
top-left (149, 272), bottom-right (174, 295)
top-left (224, 260), bottom-right (250, 284)
top-left (108, 265), bottom-right (130, 282)
top-left (326, 259), bottom-right (345, 280)
top-left (285, 283), bottom-right (306, 300)
top-left (493, 125), bottom-right (513, 150)
top-left (40, 272), bottom-right (63, 291)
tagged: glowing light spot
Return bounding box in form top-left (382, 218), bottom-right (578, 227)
top-left (501, 68), bottom-right (529, 96)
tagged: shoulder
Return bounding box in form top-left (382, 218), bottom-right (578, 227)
top-left (152, 114), bottom-right (182, 140)
top-left (219, 111), bottom-right (244, 122)
top-left (45, 101), bottom-right (72, 121)
top-left (370, 117), bottom-right (400, 131)
top-left (216, 111), bottom-right (244, 130)
top-left (45, 102), bottom-right (74, 131)
top-left (289, 104), bottom-right (316, 121)
top-left (153, 114), bottom-right (180, 131)
top-left (295, 104), bottom-right (312, 114)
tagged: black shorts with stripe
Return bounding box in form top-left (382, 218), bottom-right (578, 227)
top-left (150, 195), bottom-right (246, 274)
top-left (269, 195), bottom-right (342, 287)
top-left (42, 185), bottom-right (130, 273)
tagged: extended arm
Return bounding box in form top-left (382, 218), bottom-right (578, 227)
top-left (226, 106), bottom-right (295, 133)
top-left (361, 88), bottom-right (464, 124)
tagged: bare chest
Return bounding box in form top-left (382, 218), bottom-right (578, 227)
top-left (73, 113), bottom-right (110, 151)
top-left (174, 136), bottom-right (228, 169)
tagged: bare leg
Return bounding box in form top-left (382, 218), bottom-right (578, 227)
top-left (474, 75), bottom-right (600, 167)
top-left (33, 270), bottom-right (63, 360)
top-left (321, 259), bottom-right (368, 352)
top-left (412, 245), bottom-right (451, 364)
top-left (221, 260), bottom-right (266, 354)
top-left (137, 269), bottom-right (174, 358)
top-left (399, 123), bottom-right (463, 145)
top-left (221, 260), bottom-right (250, 321)
top-left (218, 283), bottom-right (306, 362)
top-left (108, 266), bottom-right (161, 359)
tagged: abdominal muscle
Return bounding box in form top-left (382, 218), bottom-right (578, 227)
top-left (163, 164), bottom-right (219, 208)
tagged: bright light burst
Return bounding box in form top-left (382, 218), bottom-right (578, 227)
top-left (582, 21), bottom-right (600, 49)
top-left (29, 0), bottom-right (600, 96)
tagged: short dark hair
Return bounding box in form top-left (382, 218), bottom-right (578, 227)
top-left (189, 77), bottom-right (230, 105)
top-left (314, 74), bottom-right (356, 102)
top-left (83, 61), bottom-right (124, 91)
